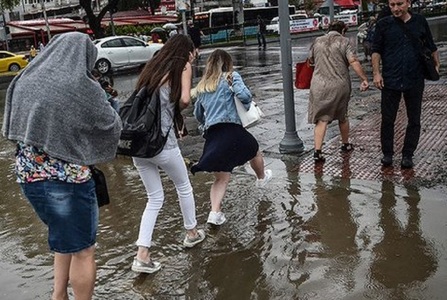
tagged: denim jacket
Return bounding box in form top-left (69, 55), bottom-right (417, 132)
top-left (194, 71), bottom-right (252, 131)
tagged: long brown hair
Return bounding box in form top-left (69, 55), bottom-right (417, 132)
top-left (136, 34), bottom-right (194, 104)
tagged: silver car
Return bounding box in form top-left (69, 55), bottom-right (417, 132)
top-left (93, 35), bottom-right (163, 74)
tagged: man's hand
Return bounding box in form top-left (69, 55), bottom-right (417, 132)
top-left (373, 73), bottom-right (384, 90)
top-left (360, 80), bottom-right (369, 91)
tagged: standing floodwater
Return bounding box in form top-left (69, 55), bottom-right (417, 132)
top-left (1, 17), bottom-right (447, 299)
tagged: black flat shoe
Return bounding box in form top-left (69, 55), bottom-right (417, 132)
top-left (341, 143), bottom-right (354, 152)
top-left (381, 155), bottom-right (393, 166)
top-left (401, 156), bottom-right (414, 169)
top-left (314, 151), bottom-right (326, 163)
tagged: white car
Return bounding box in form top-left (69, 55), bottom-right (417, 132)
top-left (93, 36), bottom-right (163, 74)
top-left (266, 13), bottom-right (309, 34)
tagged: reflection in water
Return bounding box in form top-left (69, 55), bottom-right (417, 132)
top-left (203, 248), bottom-right (263, 299)
top-left (195, 169), bottom-right (275, 299)
top-left (257, 49), bottom-right (267, 66)
top-left (371, 182), bottom-right (437, 292)
top-left (340, 152), bottom-right (352, 179)
top-left (313, 151), bottom-right (352, 179)
top-left (309, 174), bottom-right (360, 292)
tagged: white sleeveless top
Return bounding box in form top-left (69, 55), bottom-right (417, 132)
top-left (159, 85), bottom-right (178, 150)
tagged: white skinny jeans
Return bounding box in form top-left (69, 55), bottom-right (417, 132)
top-left (132, 147), bottom-right (197, 248)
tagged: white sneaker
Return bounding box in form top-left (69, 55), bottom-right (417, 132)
top-left (207, 211), bottom-right (226, 225)
top-left (256, 169), bottom-right (273, 188)
top-left (131, 258), bottom-right (161, 274)
top-left (183, 229), bottom-right (206, 248)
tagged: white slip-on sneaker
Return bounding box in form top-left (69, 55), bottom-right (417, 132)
top-left (131, 258), bottom-right (161, 274)
top-left (183, 229), bottom-right (206, 248)
top-left (256, 169), bottom-right (273, 188)
top-left (207, 211), bottom-right (226, 225)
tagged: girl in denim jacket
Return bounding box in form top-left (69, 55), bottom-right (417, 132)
top-left (191, 49), bottom-right (272, 226)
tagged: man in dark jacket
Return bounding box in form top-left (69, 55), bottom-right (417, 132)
top-left (187, 19), bottom-right (203, 57)
top-left (257, 15), bottom-right (267, 49)
top-left (371, 0), bottom-right (439, 169)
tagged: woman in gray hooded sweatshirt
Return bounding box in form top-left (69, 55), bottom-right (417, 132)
top-left (2, 32), bottom-right (122, 300)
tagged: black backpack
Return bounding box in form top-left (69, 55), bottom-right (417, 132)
top-left (116, 87), bottom-right (169, 158)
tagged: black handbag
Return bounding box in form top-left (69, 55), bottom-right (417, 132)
top-left (90, 166), bottom-right (110, 207)
top-left (396, 20), bottom-right (439, 81)
top-left (420, 46), bottom-right (440, 81)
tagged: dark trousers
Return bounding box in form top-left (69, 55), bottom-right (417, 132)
top-left (257, 32), bottom-right (266, 47)
top-left (380, 82), bottom-right (424, 158)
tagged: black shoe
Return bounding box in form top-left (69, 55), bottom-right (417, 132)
top-left (401, 156), bottom-right (414, 169)
top-left (381, 155), bottom-right (393, 166)
top-left (341, 143), bottom-right (354, 152)
top-left (314, 151), bottom-right (326, 163)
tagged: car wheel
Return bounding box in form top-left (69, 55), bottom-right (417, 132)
top-left (9, 63), bottom-right (20, 72)
top-left (96, 59), bottom-right (111, 74)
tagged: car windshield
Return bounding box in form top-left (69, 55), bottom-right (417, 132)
top-left (291, 14), bottom-right (308, 20)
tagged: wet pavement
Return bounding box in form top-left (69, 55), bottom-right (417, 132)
top-left (1, 20), bottom-right (447, 300)
top-left (300, 84), bottom-right (447, 184)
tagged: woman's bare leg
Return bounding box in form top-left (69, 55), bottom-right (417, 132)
top-left (53, 253), bottom-right (70, 300)
top-left (249, 151), bottom-right (266, 179)
top-left (339, 119), bottom-right (350, 144)
top-left (69, 245), bottom-right (96, 300)
top-left (210, 172), bottom-right (231, 212)
top-left (314, 120), bottom-right (328, 150)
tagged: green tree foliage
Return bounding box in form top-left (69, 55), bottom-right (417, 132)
top-left (105, 24), bottom-right (162, 36)
top-left (0, 0), bottom-right (20, 11)
top-left (80, 0), bottom-right (162, 38)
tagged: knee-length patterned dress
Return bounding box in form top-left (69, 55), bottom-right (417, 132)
top-left (308, 31), bottom-right (356, 124)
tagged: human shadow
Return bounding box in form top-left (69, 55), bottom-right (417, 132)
top-left (370, 181), bottom-right (437, 291)
top-left (309, 174), bottom-right (360, 291)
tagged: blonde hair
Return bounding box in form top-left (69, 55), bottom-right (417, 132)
top-left (193, 49), bottom-right (233, 96)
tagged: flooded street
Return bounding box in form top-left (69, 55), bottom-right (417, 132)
top-left (1, 18), bottom-right (447, 299)
top-left (1, 155), bottom-right (446, 299)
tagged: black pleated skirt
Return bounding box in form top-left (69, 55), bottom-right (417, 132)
top-left (191, 123), bottom-right (259, 174)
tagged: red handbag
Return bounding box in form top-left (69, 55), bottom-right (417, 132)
top-left (295, 59), bottom-right (314, 89)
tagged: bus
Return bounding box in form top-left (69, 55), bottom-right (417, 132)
top-left (195, 5), bottom-right (296, 30)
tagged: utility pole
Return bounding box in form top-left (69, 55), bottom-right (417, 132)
top-left (232, 0), bottom-right (244, 36)
top-left (39, 0), bottom-right (51, 40)
top-left (329, 0), bottom-right (335, 22)
top-left (278, 1), bottom-right (304, 154)
top-left (0, 12), bottom-right (9, 51)
top-left (176, 0), bottom-right (190, 35)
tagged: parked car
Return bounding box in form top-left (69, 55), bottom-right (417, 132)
top-left (0, 50), bottom-right (29, 73)
top-left (266, 13), bottom-right (309, 34)
top-left (93, 36), bottom-right (163, 74)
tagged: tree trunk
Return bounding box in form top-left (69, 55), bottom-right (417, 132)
top-left (79, 0), bottom-right (119, 39)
